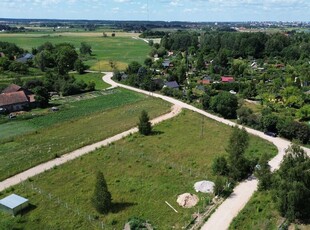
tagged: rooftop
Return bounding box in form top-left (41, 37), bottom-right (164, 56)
top-left (0, 194), bottom-right (28, 209)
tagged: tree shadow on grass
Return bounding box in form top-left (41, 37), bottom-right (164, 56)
top-left (111, 202), bottom-right (137, 214)
top-left (151, 130), bottom-right (164, 136)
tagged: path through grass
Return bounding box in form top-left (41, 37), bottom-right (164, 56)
top-left (0, 110), bottom-right (277, 229)
top-left (0, 89), bottom-right (171, 180)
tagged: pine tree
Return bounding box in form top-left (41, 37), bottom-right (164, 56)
top-left (92, 171), bottom-right (112, 214)
top-left (138, 110), bottom-right (152, 135)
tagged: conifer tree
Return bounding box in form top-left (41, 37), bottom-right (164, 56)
top-left (138, 110), bottom-right (152, 135)
top-left (92, 171), bottom-right (112, 214)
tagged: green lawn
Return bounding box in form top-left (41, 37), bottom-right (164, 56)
top-left (0, 89), bottom-right (171, 181)
top-left (72, 72), bottom-right (110, 90)
top-left (0, 110), bottom-right (277, 229)
top-left (0, 33), bottom-right (151, 70)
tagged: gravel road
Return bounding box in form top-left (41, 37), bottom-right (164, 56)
top-left (103, 72), bottom-right (310, 230)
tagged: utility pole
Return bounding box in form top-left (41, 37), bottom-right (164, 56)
top-left (201, 115), bottom-right (204, 138)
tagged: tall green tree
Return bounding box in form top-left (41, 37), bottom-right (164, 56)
top-left (273, 145), bottom-right (310, 222)
top-left (33, 86), bottom-right (50, 108)
top-left (210, 92), bottom-right (238, 119)
top-left (138, 110), bottom-right (152, 135)
top-left (79, 42), bottom-right (92, 56)
top-left (255, 152), bottom-right (272, 190)
top-left (92, 171), bottom-right (112, 214)
top-left (227, 126), bottom-right (250, 181)
top-left (74, 59), bottom-right (86, 74)
top-left (55, 43), bottom-right (78, 75)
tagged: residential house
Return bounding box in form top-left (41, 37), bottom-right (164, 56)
top-left (275, 64), bottom-right (285, 68)
top-left (121, 73), bottom-right (128, 80)
top-left (251, 61), bottom-right (258, 69)
top-left (0, 84), bottom-right (36, 113)
top-left (164, 81), bottom-right (179, 89)
top-left (16, 53), bottom-right (34, 64)
top-left (153, 78), bottom-right (164, 89)
top-left (197, 76), bottom-right (212, 85)
top-left (162, 59), bottom-right (173, 68)
top-left (221, 76), bottom-right (235, 83)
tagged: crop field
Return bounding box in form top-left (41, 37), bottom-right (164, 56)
top-left (0, 32), bottom-right (151, 70)
top-left (0, 110), bottom-right (277, 229)
top-left (0, 89), bottom-right (171, 180)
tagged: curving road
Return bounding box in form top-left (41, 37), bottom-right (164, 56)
top-left (0, 86), bottom-right (182, 192)
top-left (1, 72), bottom-right (308, 229)
top-left (102, 72), bottom-right (310, 230)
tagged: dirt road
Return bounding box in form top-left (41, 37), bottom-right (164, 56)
top-left (103, 72), bottom-right (310, 230)
top-left (0, 98), bottom-right (181, 192)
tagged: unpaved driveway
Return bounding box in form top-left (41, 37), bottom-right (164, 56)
top-left (103, 72), bottom-right (310, 230)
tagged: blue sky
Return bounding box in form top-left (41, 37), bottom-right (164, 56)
top-left (0, 0), bottom-right (309, 22)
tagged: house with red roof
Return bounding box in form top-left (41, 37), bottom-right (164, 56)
top-left (0, 84), bottom-right (36, 113)
top-left (221, 76), bottom-right (235, 83)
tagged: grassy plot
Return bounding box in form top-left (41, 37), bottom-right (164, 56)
top-left (230, 191), bottom-right (310, 230)
top-left (72, 72), bottom-right (110, 90)
top-left (0, 89), bottom-right (143, 139)
top-left (0, 33), bottom-right (150, 70)
top-left (0, 110), bottom-right (277, 229)
top-left (0, 89), bottom-right (171, 181)
top-left (230, 191), bottom-right (279, 230)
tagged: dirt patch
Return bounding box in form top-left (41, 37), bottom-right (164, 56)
top-left (177, 193), bottom-right (199, 208)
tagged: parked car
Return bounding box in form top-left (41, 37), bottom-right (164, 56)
top-left (264, 131), bottom-right (277, 137)
top-left (51, 107), bottom-right (59, 112)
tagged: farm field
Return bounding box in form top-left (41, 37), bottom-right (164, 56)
top-left (0, 110), bottom-right (277, 229)
top-left (230, 191), bottom-right (310, 230)
top-left (0, 32), bottom-right (151, 70)
top-left (0, 88), bottom-right (171, 181)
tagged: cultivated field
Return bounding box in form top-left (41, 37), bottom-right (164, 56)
top-left (0, 110), bottom-right (277, 229)
top-left (0, 89), bottom-right (171, 181)
top-left (0, 32), bottom-right (150, 70)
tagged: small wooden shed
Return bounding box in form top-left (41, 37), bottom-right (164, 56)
top-left (0, 194), bottom-right (29, 216)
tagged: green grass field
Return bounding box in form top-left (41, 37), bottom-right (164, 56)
top-left (0, 110), bottom-right (277, 229)
top-left (230, 190), bottom-right (310, 230)
top-left (0, 89), bottom-right (171, 181)
top-left (230, 191), bottom-right (279, 230)
top-left (72, 72), bottom-right (110, 90)
top-left (0, 32), bottom-right (151, 70)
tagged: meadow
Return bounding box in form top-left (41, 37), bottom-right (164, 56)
top-left (0, 88), bottom-right (171, 181)
top-left (229, 191), bottom-right (280, 230)
top-left (230, 191), bottom-right (310, 230)
top-left (0, 32), bottom-right (151, 71)
top-left (0, 110), bottom-right (277, 229)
